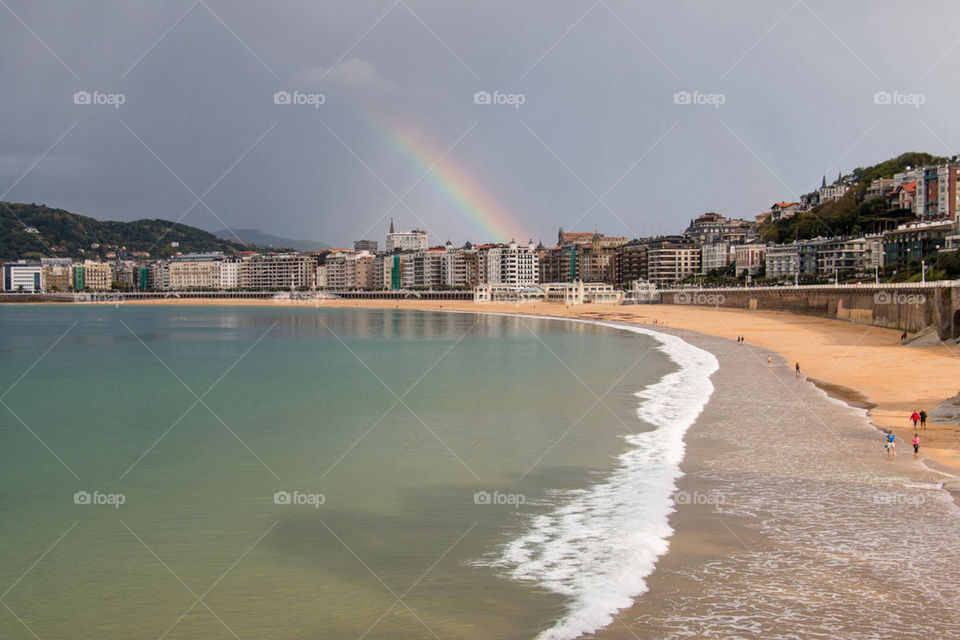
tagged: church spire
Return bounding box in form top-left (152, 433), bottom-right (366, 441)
top-left (821, 175), bottom-right (826, 189)
top-left (389, 217), bottom-right (394, 234)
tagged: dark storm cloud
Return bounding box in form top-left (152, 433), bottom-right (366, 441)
top-left (1, 0), bottom-right (958, 247)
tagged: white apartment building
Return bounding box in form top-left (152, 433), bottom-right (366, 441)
top-left (385, 219), bottom-right (429, 253)
top-left (764, 244), bottom-right (800, 279)
top-left (168, 254), bottom-right (223, 289)
top-left (700, 243), bottom-right (735, 273)
top-left (220, 258), bottom-right (241, 289)
top-left (647, 243), bottom-right (701, 287)
top-left (239, 254), bottom-right (317, 289)
top-left (480, 241), bottom-right (538, 286)
top-left (2, 261), bottom-right (42, 292)
top-left (322, 251), bottom-right (376, 290)
top-left (818, 183), bottom-right (850, 203)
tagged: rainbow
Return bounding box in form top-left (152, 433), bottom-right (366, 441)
top-left (370, 115), bottom-right (530, 244)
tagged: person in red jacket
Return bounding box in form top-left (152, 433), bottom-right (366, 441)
top-left (910, 411), bottom-right (920, 428)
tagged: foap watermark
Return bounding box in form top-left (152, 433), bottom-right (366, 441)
top-left (73, 292), bottom-right (125, 305)
top-left (873, 491), bottom-right (926, 507)
top-left (73, 90), bottom-right (125, 108)
top-left (674, 490), bottom-right (725, 506)
top-left (274, 490), bottom-right (325, 508)
top-left (74, 490), bottom-right (125, 508)
top-left (473, 90), bottom-right (526, 109)
top-left (473, 490), bottom-right (526, 508)
top-left (274, 90), bottom-right (325, 108)
top-left (673, 90), bottom-right (725, 109)
top-left (873, 90), bottom-right (925, 109)
top-left (673, 291), bottom-right (725, 306)
top-left (272, 291), bottom-right (327, 306)
top-left (874, 291), bottom-right (925, 306)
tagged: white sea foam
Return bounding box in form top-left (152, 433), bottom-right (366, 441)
top-left (486, 319), bottom-right (719, 640)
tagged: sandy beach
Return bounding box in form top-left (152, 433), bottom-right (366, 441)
top-left (122, 296), bottom-right (960, 478)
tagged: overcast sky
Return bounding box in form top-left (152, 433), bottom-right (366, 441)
top-left (2, 0), bottom-right (958, 248)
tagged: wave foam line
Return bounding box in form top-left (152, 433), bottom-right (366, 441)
top-left (488, 319), bottom-right (719, 640)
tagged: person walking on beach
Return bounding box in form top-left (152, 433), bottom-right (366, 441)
top-left (767, 355), bottom-right (772, 366)
top-left (919, 409), bottom-right (927, 430)
top-left (885, 431), bottom-right (896, 458)
top-left (795, 362), bottom-right (801, 378)
top-left (913, 433), bottom-right (920, 457)
top-left (911, 411), bottom-right (920, 429)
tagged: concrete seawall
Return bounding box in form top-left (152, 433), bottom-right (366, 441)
top-left (657, 283), bottom-right (960, 340)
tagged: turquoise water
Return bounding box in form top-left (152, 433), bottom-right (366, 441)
top-left (0, 305), bottom-right (676, 639)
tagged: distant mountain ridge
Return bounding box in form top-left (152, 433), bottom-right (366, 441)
top-left (214, 228), bottom-right (330, 252)
top-left (0, 202), bottom-right (250, 260)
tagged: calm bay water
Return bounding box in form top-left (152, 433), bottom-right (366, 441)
top-left (0, 305), bottom-right (682, 639)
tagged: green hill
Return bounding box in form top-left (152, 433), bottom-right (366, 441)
top-left (0, 202), bottom-right (253, 260)
top-left (761, 152), bottom-right (955, 243)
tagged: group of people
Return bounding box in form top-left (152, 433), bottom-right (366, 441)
top-left (884, 431), bottom-right (921, 457)
top-left (910, 409), bottom-right (928, 429)
top-left (884, 410), bottom-right (931, 458)
top-left (735, 335), bottom-right (745, 344)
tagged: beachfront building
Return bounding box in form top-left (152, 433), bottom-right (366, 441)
top-left (2, 261), bottom-right (42, 292)
top-left (700, 243), bottom-right (735, 274)
top-left (764, 244), bottom-right (800, 280)
top-left (480, 240), bottom-right (539, 286)
top-left (167, 253), bottom-right (224, 290)
top-left (615, 240), bottom-right (649, 288)
top-left (646, 238), bottom-right (701, 287)
top-left (542, 281), bottom-right (621, 304)
top-left (385, 219), bottom-right (428, 252)
top-left (882, 221), bottom-right (956, 268)
top-left (473, 280), bottom-right (620, 305)
top-left (41, 257), bottom-right (73, 292)
top-left (72, 261), bottom-right (112, 291)
top-left (540, 232), bottom-right (628, 286)
top-left (320, 251), bottom-right (376, 290)
top-left (734, 244), bottom-right (765, 277)
top-left (239, 254), bottom-right (317, 290)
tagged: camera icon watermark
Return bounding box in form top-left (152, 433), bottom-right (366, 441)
top-left (73, 292), bottom-right (125, 305)
top-left (673, 490), bottom-right (725, 506)
top-left (873, 90), bottom-right (925, 109)
top-left (274, 490), bottom-right (325, 508)
top-left (873, 491), bottom-right (925, 506)
top-left (73, 90), bottom-right (125, 108)
top-left (473, 490), bottom-right (526, 508)
top-left (74, 490), bottom-right (125, 508)
top-left (473, 90), bottom-right (526, 109)
top-left (873, 291), bottom-right (925, 306)
top-left (273, 90), bottom-right (325, 108)
top-left (673, 291), bottom-right (725, 306)
top-left (673, 90), bottom-right (725, 108)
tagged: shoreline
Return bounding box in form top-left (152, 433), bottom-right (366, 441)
top-left (101, 296), bottom-right (960, 478)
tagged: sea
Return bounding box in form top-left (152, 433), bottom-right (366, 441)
top-left (0, 305), bottom-right (713, 640)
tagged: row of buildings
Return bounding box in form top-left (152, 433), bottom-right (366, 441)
top-left (4, 218), bottom-right (958, 294)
